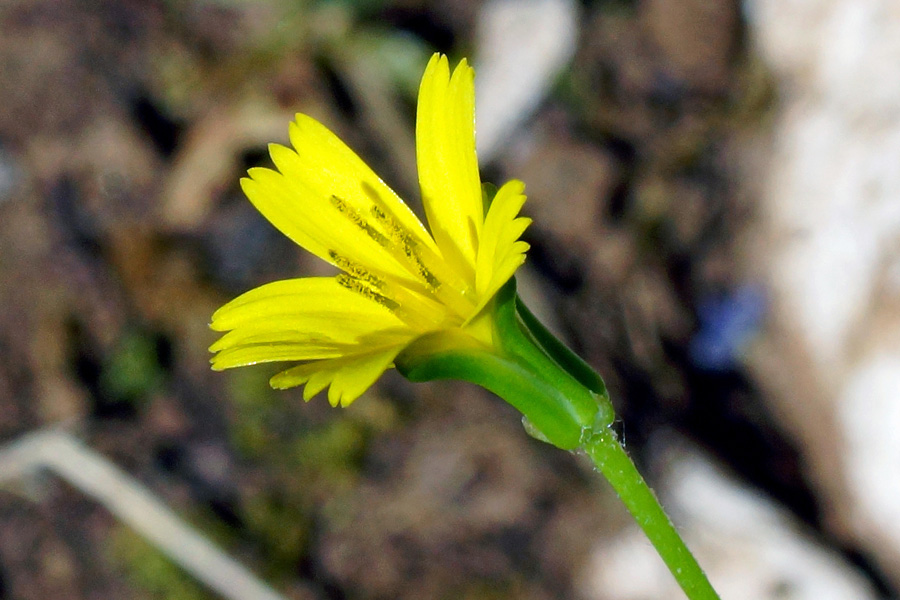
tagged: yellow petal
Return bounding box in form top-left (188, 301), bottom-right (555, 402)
top-left (416, 54), bottom-right (483, 278)
top-left (474, 180), bottom-right (530, 306)
top-left (303, 369), bottom-right (335, 401)
top-left (210, 277), bottom-right (412, 370)
top-left (210, 277), bottom-right (402, 333)
top-left (211, 343), bottom-right (344, 370)
top-left (286, 115), bottom-right (439, 258)
top-left (241, 113), bottom-right (445, 288)
top-left (329, 348), bottom-right (401, 406)
top-left (270, 347), bottom-right (402, 407)
top-left (242, 157), bottom-right (412, 287)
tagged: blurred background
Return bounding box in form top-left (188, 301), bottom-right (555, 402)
top-left (1, 0), bottom-right (899, 598)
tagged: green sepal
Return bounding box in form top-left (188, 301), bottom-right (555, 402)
top-left (397, 330), bottom-right (587, 449)
top-left (493, 280), bottom-right (613, 431)
top-left (514, 295), bottom-right (609, 399)
top-left (396, 278), bottom-right (613, 450)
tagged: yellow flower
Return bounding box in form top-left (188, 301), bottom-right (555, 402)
top-left (210, 54), bottom-right (531, 407)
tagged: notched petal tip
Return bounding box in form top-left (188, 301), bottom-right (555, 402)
top-left (292, 112), bottom-right (317, 128)
top-left (423, 52), bottom-right (449, 79)
top-left (448, 57), bottom-right (474, 92)
top-left (271, 349), bottom-right (401, 407)
top-left (505, 179), bottom-right (526, 195)
top-left (327, 384), bottom-right (342, 408)
top-left (267, 142), bottom-right (294, 162)
top-left (242, 168), bottom-right (269, 185)
top-left (269, 370), bottom-right (305, 391)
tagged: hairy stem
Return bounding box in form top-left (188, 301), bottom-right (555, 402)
top-left (583, 427), bottom-right (720, 600)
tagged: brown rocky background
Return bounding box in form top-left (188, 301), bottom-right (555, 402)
top-left (0, 1), bottom-right (894, 599)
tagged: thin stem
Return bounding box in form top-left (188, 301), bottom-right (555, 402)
top-left (583, 427), bottom-right (720, 600)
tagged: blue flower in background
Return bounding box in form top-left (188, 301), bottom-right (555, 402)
top-left (689, 285), bottom-right (767, 372)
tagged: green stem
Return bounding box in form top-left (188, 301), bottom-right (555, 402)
top-left (583, 427), bottom-right (720, 600)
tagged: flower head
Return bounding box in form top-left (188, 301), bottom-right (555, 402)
top-left (210, 54), bottom-right (531, 407)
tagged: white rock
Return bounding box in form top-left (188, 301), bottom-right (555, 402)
top-left (474, 0), bottom-right (579, 163)
top-left (744, 0), bottom-right (900, 586)
top-left (839, 353), bottom-right (900, 570)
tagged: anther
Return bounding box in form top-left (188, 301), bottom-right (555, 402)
top-left (330, 195), bottom-right (390, 248)
top-left (329, 250), bottom-right (385, 289)
top-left (369, 205), bottom-right (441, 290)
top-left (356, 183), bottom-right (479, 320)
top-left (336, 274), bottom-right (400, 311)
